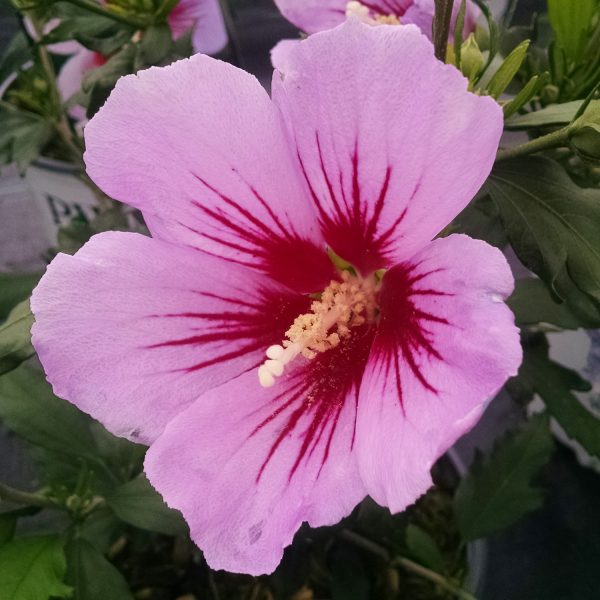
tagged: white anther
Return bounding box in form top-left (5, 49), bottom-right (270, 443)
top-left (258, 365), bottom-right (275, 388)
top-left (346, 1), bottom-right (370, 19)
top-left (258, 272), bottom-right (379, 389)
top-left (266, 344), bottom-right (284, 359)
top-left (264, 359), bottom-right (284, 376)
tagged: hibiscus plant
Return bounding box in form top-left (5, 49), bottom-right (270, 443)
top-left (0, 0), bottom-right (600, 599)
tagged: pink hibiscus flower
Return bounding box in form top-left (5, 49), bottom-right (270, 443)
top-left (273, 0), bottom-right (479, 39)
top-left (57, 0), bottom-right (228, 119)
top-left (32, 20), bottom-right (521, 575)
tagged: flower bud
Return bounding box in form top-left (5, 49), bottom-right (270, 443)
top-left (570, 100), bottom-right (600, 163)
top-left (540, 84), bottom-right (560, 105)
top-left (460, 34), bottom-right (484, 81)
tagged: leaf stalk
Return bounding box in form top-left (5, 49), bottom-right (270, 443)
top-left (496, 125), bottom-right (572, 161)
top-left (340, 529), bottom-right (478, 600)
top-left (0, 482), bottom-right (58, 509)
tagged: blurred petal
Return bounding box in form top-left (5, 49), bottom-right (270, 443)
top-left (168, 0), bottom-right (228, 54)
top-left (272, 0), bottom-right (480, 37)
top-left (356, 235), bottom-right (521, 510)
top-left (84, 54), bottom-right (333, 292)
top-left (31, 231), bottom-right (309, 444)
top-left (23, 17), bottom-right (82, 55)
top-left (272, 20), bottom-right (502, 274)
top-left (273, 0), bottom-right (348, 33)
top-left (57, 48), bottom-right (105, 120)
top-left (273, 0), bottom-right (413, 33)
top-left (403, 0), bottom-right (479, 40)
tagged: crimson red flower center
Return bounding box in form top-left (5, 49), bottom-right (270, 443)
top-left (258, 270), bottom-right (380, 387)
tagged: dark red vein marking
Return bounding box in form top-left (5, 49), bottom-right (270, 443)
top-left (252, 323), bottom-right (376, 484)
top-left (143, 288), bottom-right (310, 375)
top-left (362, 0), bottom-right (408, 15)
top-left (187, 170), bottom-right (334, 292)
top-left (298, 132), bottom-right (410, 275)
top-left (372, 263), bottom-right (454, 413)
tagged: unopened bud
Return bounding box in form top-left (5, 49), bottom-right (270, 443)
top-left (570, 100), bottom-right (600, 162)
top-left (540, 84), bottom-right (560, 105)
top-left (460, 34), bottom-right (484, 81)
top-left (65, 495), bottom-right (82, 511)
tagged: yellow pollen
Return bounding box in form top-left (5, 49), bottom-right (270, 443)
top-left (345, 1), bottom-right (400, 25)
top-left (258, 271), bottom-right (377, 388)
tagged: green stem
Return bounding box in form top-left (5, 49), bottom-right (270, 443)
top-left (30, 16), bottom-right (84, 166)
top-left (393, 557), bottom-right (478, 600)
top-left (433, 0), bottom-right (455, 61)
top-left (340, 529), bottom-right (477, 600)
top-left (218, 0), bottom-right (244, 68)
top-left (59, 0), bottom-right (148, 29)
top-left (495, 125), bottom-right (572, 161)
top-left (0, 482), bottom-right (58, 509)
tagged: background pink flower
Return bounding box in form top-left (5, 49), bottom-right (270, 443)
top-left (57, 0), bottom-right (228, 119)
top-left (32, 20), bottom-right (520, 575)
top-left (273, 0), bottom-right (479, 39)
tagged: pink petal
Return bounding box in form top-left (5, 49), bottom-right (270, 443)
top-left (84, 54), bottom-right (333, 292)
top-left (272, 20), bottom-right (502, 274)
top-left (57, 48), bottom-right (105, 121)
top-left (145, 323), bottom-right (376, 574)
top-left (31, 231), bottom-right (310, 444)
top-left (23, 17), bottom-right (82, 55)
top-left (356, 234), bottom-right (521, 511)
top-left (167, 0), bottom-right (228, 55)
top-left (273, 0), bottom-right (413, 33)
top-left (403, 0), bottom-right (479, 41)
top-left (270, 38), bottom-right (300, 72)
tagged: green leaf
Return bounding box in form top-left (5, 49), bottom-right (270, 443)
top-left (0, 299), bottom-right (35, 376)
top-left (452, 193), bottom-right (507, 248)
top-left (43, 15), bottom-right (133, 55)
top-left (0, 33), bottom-right (31, 86)
top-left (0, 513), bottom-right (17, 547)
top-left (470, 0), bottom-right (499, 83)
top-left (454, 414), bottom-right (554, 541)
top-left (66, 537), bottom-right (133, 600)
top-left (106, 474), bottom-right (186, 536)
top-left (0, 363), bottom-right (144, 492)
top-left (452, 0), bottom-right (467, 70)
top-left (405, 524), bottom-right (445, 573)
top-left (0, 109), bottom-right (53, 173)
top-left (506, 100), bottom-right (584, 128)
top-left (570, 99), bottom-right (600, 162)
top-left (486, 157), bottom-right (600, 318)
top-left (508, 278), bottom-right (580, 329)
top-left (0, 365), bottom-right (96, 462)
top-left (77, 508), bottom-right (122, 553)
top-left (502, 73), bottom-right (549, 120)
top-left (547, 0), bottom-right (598, 63)
top-left (485, 39), bottom-right (530, 99)
top-left (0, 272), bottom-right (41, 319)
top-left (136, 24), bottom-right (173, 66)
top-left (0, 535), bottom-right (72, 600)
top-left (82, 45), bottom-right (136, 119)
top-left (517, 334), bottom-right (600, 459)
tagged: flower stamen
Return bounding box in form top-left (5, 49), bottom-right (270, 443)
top-left (258, 272), bottom-right (377, 387)
top-left (345, 1), bottom-right (400, 25)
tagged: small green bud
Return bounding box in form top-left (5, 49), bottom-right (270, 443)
top-left (65, 494), bottom-right (82, 511)
top-left (460, 34), bottom-right (484, 81)
top-left (33, 78), bottom-right (47, 92)
top-left (540, 84), bottom-right (560, 105)
top-left (570, 100), bottom-right (600, 162)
